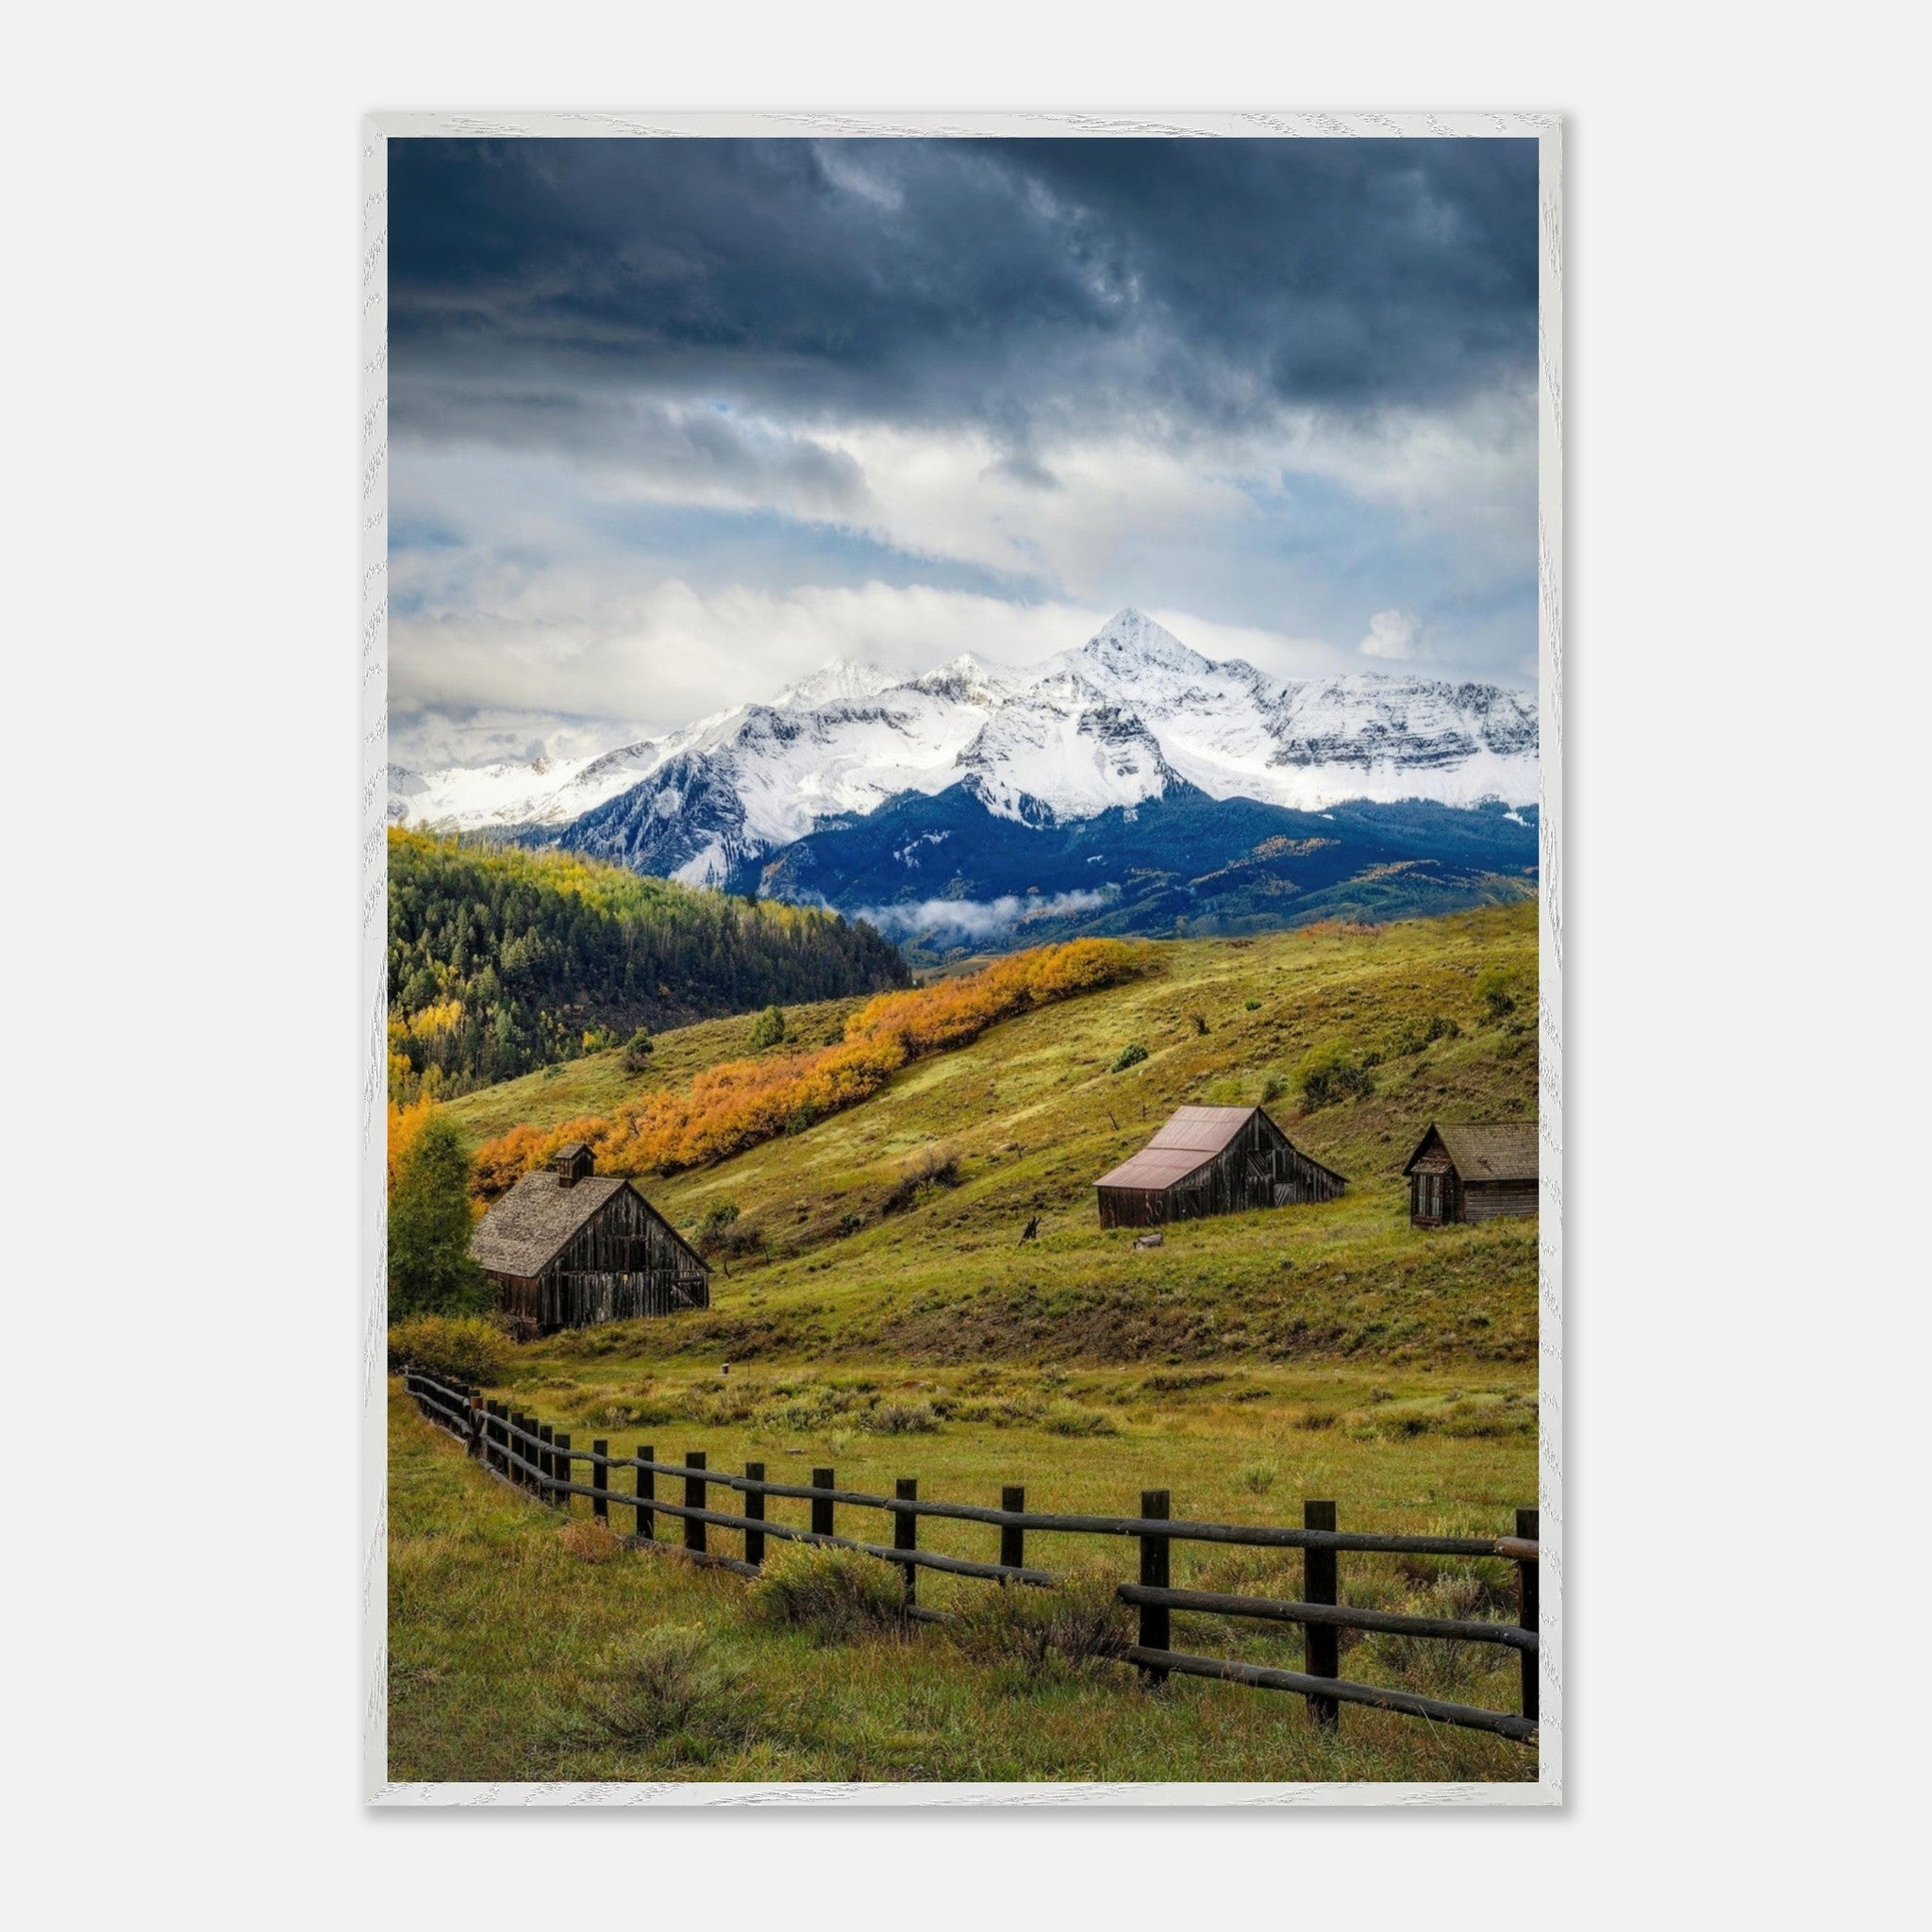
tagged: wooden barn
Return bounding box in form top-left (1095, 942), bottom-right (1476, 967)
top-left (1403, 1123), bottom-right (1539, 1226)
top-left (470, 1143), bottom-right (709, 1332)
top-left (1093, 1105), bottom-right (1346, 1229)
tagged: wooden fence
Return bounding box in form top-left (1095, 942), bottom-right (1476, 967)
top-left (403, 1367), bottom-right (1540, 1746)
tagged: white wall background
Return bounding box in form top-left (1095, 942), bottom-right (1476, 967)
top-left (7, 2), bottom-right (1924, 1924)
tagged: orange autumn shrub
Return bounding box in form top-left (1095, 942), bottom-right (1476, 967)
top-left (844, 937), bottom-right (1131, 1058)
top-left (469, 1116), bottom-right (608, 1201)
top-left (470, 938), bottom-right (1142, 1198)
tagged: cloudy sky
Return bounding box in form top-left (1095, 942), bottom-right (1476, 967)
top-left (388, 136), bottom-right (1539, 771)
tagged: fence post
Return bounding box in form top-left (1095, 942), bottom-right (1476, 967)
top-left (1138, 1489), bottom-right (1171, 1687)
top-left (811, 1467), bottom-right (835, 1540)
top-left (1000, 1485), bottom-right (1024, 1581)
top-left (896, 1478), bottom-right (919, 1609)
top-left (684, 1451), bottom-right (708, 1557)
top-left (591, 1441), bottom-right (609, 1523)
top-left (1304, 1499), bottom-right (1340, 1730)
top-left (1516, 1506), bottom-right (1540, 1724)
top-left (467, 1395), bottom-right (484, 1459)
top-left (635, 1445), bottom-right (655, 1541)
top-left (553, 1433), bottom-right (572, 1512)
top-left (515, 1413), bottom-right (535, 1491)
top-left (744, 1462), bottom-right (766, 1568)
top-left (538, 1424), bottom-right (556, 1501)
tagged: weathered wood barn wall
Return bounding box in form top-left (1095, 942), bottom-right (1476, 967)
top-left (1404, 1123), bottom-right (1539, 1226)
top-left (1094, 1105), bottom-right (1346, 1229)
top-left (471, 1144), bottom-right (709, 1332)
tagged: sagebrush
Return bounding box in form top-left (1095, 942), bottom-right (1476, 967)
top-left (746, 1545), bottom-right (910, 1643)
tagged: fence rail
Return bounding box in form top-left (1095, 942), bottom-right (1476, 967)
top-left (402, 1367), bottom-right (1540, 1747)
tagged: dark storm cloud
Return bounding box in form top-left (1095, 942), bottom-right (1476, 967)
top-left (387, 136), bottom-right (1537, 453)
top-left (385, 136), bottom-right (1541, 769)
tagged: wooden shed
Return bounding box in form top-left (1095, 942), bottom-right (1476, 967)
top-left (470, 1143), bottom-right (709, 1332)
top-left (1094, 1105), bottom-right (1346, 1229)
top-left (1403, 1123), bottom-right (1539, 1226)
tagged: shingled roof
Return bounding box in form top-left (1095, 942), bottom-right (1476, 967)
top-left (1095, 1106), bottom-right (1299, 1191)
top-left (470, 1172), bottom-right (629, 1279)
top-left (1404, 1122), bottom-right (1539, 1183)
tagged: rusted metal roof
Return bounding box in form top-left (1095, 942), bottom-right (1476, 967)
top-left (1093, 1145), bottom-right (1217, 1191)
top-left (1145, 1106), bottom-right (1266, 1153)
top-left (1096, 1105), bottom-right (1265, 1192)
top-left (1403, 1122), bottom-right (1539, 1183)
top-left (470, 1172), bottom-right (628, 1278)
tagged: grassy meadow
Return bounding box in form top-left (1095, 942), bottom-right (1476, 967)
top-left (389, 1388), bottom-right (1533, 1784)
top-left (393, 900), bottom-right (1542, 1783)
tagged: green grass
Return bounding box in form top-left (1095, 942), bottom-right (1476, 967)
top-left (388, 1385), bottom-right (1535, 1784)
top-left (447, 900), bottom-right (1539, 1375)
top-left (397, 903), bottom-right (1541, 1782)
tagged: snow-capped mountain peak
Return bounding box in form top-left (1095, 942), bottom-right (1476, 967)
top-left (911, 651), bottom-right (1026, 709)
top-left (1072, 608), bottom-right (1209, 678)
top-left (771, 658), bottom-right (899, 710)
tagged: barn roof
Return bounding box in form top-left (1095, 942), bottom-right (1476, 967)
top-left (1093, 1105), bottom-right (1338, 1193)
top-left (471, 1172), bottom-right (637, 1279)
top-left (1093, 1145), bottom-right (1218, 1191)
top-left (1404, 1122), bottom-right (1539, 1183)
top-left (1147, 1106), bottom-right (1269, 1153)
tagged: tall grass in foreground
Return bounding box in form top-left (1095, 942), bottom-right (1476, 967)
top-left (388, 1387), bottom-right (1533, 1785)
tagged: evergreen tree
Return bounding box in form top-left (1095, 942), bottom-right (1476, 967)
top-left (389, 1112), bottom-right (491, 1318)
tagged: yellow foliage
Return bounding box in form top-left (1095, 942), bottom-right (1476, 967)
top-left (405, 999), bottom-right (465, 1042)
top-left (386, 1091), bottom-right (439, 1197)
top-left (471, 938), bottom-right (1141, 1200)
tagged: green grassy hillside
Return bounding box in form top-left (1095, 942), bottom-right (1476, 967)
top-left (400, 902), bottom-right (1541, 1783)
top-left (445, 900), bottom-right (1539, 1378)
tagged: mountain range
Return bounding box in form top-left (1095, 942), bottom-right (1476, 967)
top-left (390, 610), bottom-right (1540, 957)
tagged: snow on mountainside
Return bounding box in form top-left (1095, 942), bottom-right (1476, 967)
top-left (957, 672), bottom-right (1185, 824)
top-left (771, 658), bottom-right (902, 710)
top-left (390, 610), bottom-right (1538, 883)
top-left (384, 747), bottom-right (660, 831)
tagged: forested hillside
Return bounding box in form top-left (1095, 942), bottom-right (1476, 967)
top-left (387, 830), bottom-right (909, 1100)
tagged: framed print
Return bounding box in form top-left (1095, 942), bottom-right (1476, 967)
top-left (361, 109), bottom-right (1562, 1807)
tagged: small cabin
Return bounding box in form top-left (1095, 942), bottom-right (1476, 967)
top-left (470, 1144), bottom-right (709, 1332)
top-left (1403, 1123), bottom-right (1539, 1226)
top-left (1094, 1105), bottom-right (1346, 1229)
